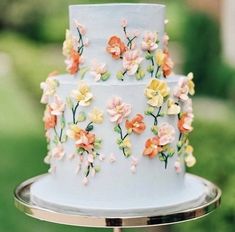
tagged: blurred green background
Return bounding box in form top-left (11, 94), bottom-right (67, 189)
top-left (0, 0), bottom-right (235, 231)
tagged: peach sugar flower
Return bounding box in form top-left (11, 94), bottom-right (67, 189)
top-left (178, 113), bottom-right (194, 133)
top-left (106, 36), bottom-right (127, 59)
top-left (155, 49), bottom-right (174, 77)
top-left (49, 95), bottom-right (65, 116)
top-left (65, 48), bottom-right (81, 75)
top-left (157, 122), bottom-right (175, 146)
top-left (67, 125), bottom-right (95, 151)
top-left (162, 51), bottom-right (174, 77)
top-left (43, 105), bottom-right (57, 130)
top-left (125, 114), bottom-right (146, 134)
top-left (143, 137), bottom-right (161, 158)
top-left (90, 60), bottom-right (107, 82)
top-left (107, 96), bottom-right (131, 124)
top-left (143, 123), bottom-right (175, 158)
top-left (123, 50), bottom-right (144, 75)
top-left (141, 31), bottom-right (158, 51)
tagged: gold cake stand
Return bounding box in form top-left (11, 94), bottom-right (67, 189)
top-left (14, 174), bottom-right (221, 232)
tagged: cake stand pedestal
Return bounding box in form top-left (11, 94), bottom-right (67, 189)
top-left (14, 174), bottom-right (221, 231)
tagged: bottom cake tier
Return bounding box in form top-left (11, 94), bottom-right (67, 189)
top-left (30, 173), bottom-right (205, 213)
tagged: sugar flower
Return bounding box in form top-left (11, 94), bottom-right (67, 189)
top-left (162, 51), bottom-right (174, 77)
top-left (40, 74), bottom-right (59, 104)
top-left (51, 143), bottom-right (65, 160)
top-left (174, 160), bottom-right (182, 173)
top-left (62, 29), bottom-right (74, 57)
top-left (163, 33), bottom-right (169, 48)
top-left (107, 96), bottom-right (131, 124)
top-left (155, 49), bottom-right (174, 77)
top-left (125, 114), bottom-right (146, 134)
top-left (49, 95), bottom-right (65, 116)
top-left (145, 79), bottom-right (170, 107)
top-left (65, 48), bottom-right (81, 75)
top-left (74, 20), bottom-right (86, 35)
top-left (121, 18), bottom-right (128, 28)
top-left (141, 32), bottom-right (158, 51)
top-left (109, 153), bottom-right (116, 163)
top-left (89, 107), bottom-right (104, 124)
top-left (130, 156), bottom-right (138, 173)
top-left (123, 50), bottom-right (144, 76)
top-left (174, 73), bottom-right (195, 101)
top-left (178, 113), bottom-right (194, 134)
top-left (43, 105), bottom-right (57, 130)
top-left (143, 137), bottom-right (161, 158)
top-left (71, 81), bottom-right (93, 106)
top-left (157, 122), bottom-right (175, 146)
top-left (67, 125), bottom-right (95, 151)
top-left (187, 72), bottom-right (195, 95)
top-left (167, 98), bottom-right (181, 115)
top-left (106, 36), bottom-right (126, 59)
top-left (174, 77), bottom-right (189, 101)
top-left (90, 60), bottom-right (107, 82)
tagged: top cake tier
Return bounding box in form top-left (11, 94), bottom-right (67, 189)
top-left (66, 4), bottom-right (168, 83)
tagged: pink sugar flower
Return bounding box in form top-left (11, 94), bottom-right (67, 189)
top-left (174, 77), bottom-right (190, 101)
top-left (74, 20), bottom-right (86, 35)
top-left (82, 177), bottom-right (89, 185)
top-left (121, 18), bottom-right (128, 27)
top-left (109, 153), bottom-right (116, 163)
top-left (90, 60), bottom-right (107, 81)
top-left (157, 122), bottom-right (175, 146)
top-left (178, 113), bottom-right (194, 134)
top-left (107, 96), bottom-right (131, 124)
top-left (142, 32), bottom-right (158, 51)
top-left (50, 95), bottom-right (65, 116)
top-left (174, 160), bottom-right (182, 173)
top-left (51, 143), bottom-right (65, 160)
top-left (123, 50), bottom-right (143, 76)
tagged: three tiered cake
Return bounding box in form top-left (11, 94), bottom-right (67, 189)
top-left (31, 4), bottom-right (204, 212)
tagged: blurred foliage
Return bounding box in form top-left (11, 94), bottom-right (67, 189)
top-left (183, 11), bottom-right (235, 99)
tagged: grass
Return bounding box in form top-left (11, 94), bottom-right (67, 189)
top-left (0, 32), bottom-right (235, 232)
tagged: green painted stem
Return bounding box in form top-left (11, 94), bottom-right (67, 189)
top-left (72, 102), bottom-right (79, 124)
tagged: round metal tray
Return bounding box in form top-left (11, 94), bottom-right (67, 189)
top-left (14, 174), bottom-right (221, 228)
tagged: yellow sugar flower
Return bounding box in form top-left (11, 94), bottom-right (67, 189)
top-left (187, 72), bottom-right (195, 96)
top-left (89, 107), bottom-right (104, 124)
top-left (145, 79), bottom-right (170, 107)
top-left (121, 137), bottom-right (132, 149)
top-left (71, 81), bottom-right (93, 106)
top-left (66, 124), bottom-right (82, 140)
top-left (167, 98), bottom-right (181, 115)
top-left (185, 145), bottom-right (196, 167)
top-left (155, 49), bottom-right (165, 66)
top-left (63, 29), bottom-right (74, 57)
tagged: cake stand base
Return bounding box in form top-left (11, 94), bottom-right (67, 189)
top-left (14, 174), bottom-right (221, 230)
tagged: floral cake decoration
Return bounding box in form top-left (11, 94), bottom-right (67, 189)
top-left (107, 96), bottom-right (146, 158)
top-left (40, 17), bottom-right (197, 183)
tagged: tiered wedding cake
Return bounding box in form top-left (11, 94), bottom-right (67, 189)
top-left (31, 4), bottom-right (204, 212)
